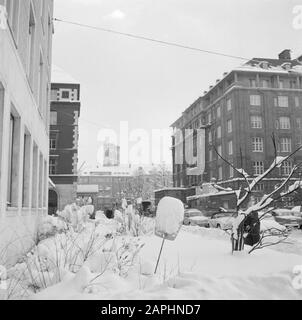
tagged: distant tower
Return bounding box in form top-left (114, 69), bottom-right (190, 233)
top-left (103, 143), bottom-right (120, 167)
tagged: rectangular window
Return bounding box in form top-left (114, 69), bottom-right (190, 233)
top-left (278, 116), bottom-right (291, 129)
top-left (250, 95), bottom-right (261, 106)
top-left (50, 135), bottom-right (57, 149)
top-left (228, 141), bottom-right (233, 155)
top-left (38, 51), bottom-right (44, 113)
top-left (252, 137), bottom-right (264, 152)
top-left (262, 79), bottom-right (269, 88)
top-left (7, 112), bottom-right (21, 207)
top-left (295, 96), bottom-right (300, 107)
top-left (282, 161), bottom-right (293, 176)
top-left (279, 80), bottom-right (284, 89)
top-left (290, 80), bottom-right (297, 89)
top-left (227, 98), bottom-right (232, 111)
top-left (253, 183), bottom-right (264, 191)
top-left (229, 166), bottom-right (234, 178)
top-left (31, 144), bottom-right (38, 208)
top-left (49, 158), bottom-right (57, 175)
top-left (50, 111), bottom-right (57, 125)
top-left (217, 145), bottom-right (222, 156)
top-left (274, 96), bottom-right (289, 108)
top-left (297, 118), bottom-right (301, 129)
top-left (209, 149), bottom-right (213, 162)
top-left (253, 161), bottom-right (264, 176)
top-left (28, 4), bottom-right (36, 86)
top-left (22, 132), bottom-right (31, 207)
top-left (217, 126), bottom-right (221, 139)
top-left (218, 166), bottom-right (223, 180)
top-left (250, 115), bottom-right (262, 128)
top-left (38, 153), bottom-right (43, 208)
top-left (217, 105), bottom-right (221, 118)
top-left (227, 119), bottom-right (232, 133)
top-left (279, 138), bottom-right (292, 153)
top-left (249, 79), bottom-right (256, 87)
top-left (208, 131), bottom-right (212, 144)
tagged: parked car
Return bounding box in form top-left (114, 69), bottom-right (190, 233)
top-left (183, 208), bottom-right (210, 227)
top-left (208, 211), bottom-right (237, 230)
top-left (271, 209), bottom-right (302, 229)
top-left (260, 214), bottom-right (287, 234)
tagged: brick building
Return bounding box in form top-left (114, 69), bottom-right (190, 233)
top-left (0, 0), bottom-right (54, 263)
top-left (171, 50), bottom-right (302, 205)
top-left (48, 66), bottom-right (81, 212)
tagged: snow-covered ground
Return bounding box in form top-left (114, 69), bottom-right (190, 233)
top-left (2, 209), bottom-right (302, 300)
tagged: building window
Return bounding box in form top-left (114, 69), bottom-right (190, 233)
top-left (217, 105), bottom-right (221, 118)
top-left (253, 161), bottom-right (264, 176)
top-left (217, 145), bottom-right (222, 156)
top-left (250, 115), bottom-right (262, 128)
top-left (229, 166), bottom-right (234, 178)
top-left (249, 79), bottom-right (256, 87)
top-left (50, 135), bottom-right (57, 150)
top-left (278, 116), bottom-right (291, 129)
top-left (60, 90), bottom-right (71, 100)
top-left (227, 98), bottom-right (232, 111)
top-left (279, 80), bottom-right (284, 89)
top-left (209, 149), bottom-right (213, 162)
top-left (7, 112), bottom-right (20, 207)
top-left (217, 126), bottom-right (221, 139)
top-left (279, 138), bottom-right (292, 153)
top-left (38, 51), bottom-right (44, 113)
top-left (28, 4), bottom-right (36, 86)
top-left (208, 112), bottom-right (212, 124)
top-left (208, 131), bottom-right (212, 144)
top-left (296, 118), bottom-right (302, 129)
top-left (281, 161), bottom-right (293, 176)
top-left (253, 183), bottom-right (264, 191)
top-left (49, 158), bottom-right (57, 175)
top-left (228, 140), bottom-right (233, 155)
top-left (262, 79), bottom-right (269, 88)
top-left (274, 96), bottom-right (289, 108)
top-left (227, 119), bottom-right (232, 133)
top-left (50, 111), bottom-right (57, 125)
top-left (218, 166), bottom-right (223, 180)
top-left (295, 96), bottom-right (300, 107)
top-left (290, 80), bottom-right (297, 89)
top-left (22, 132), bottom-right (31, 207)
top-left (250, 95), bottom-right (261, 106)
top-left (32, 144), bottom-right (38, 208)
top-left (252, 137), bottom-right (264, 152)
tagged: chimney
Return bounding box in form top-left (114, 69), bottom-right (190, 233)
top-left (278, 49), bottom-right (291, 60)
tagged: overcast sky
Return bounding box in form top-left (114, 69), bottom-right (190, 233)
top-left (52, 0), bottom-right (302, 171)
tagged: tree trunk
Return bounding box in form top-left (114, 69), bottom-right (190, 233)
top-left (232, 224), bottom-right (245, 252)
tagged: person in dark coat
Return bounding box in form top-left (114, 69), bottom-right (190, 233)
top-left (244, 196), bottom-right (261, 246)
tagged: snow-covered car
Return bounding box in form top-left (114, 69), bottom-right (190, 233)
top-left (271, 209), bottom-right (302, 229)
top-left (208, 211), bottom-right (237, 230)
top-left (183, 208), bottom-right (210, 227)
top-left (260, 215), bottom-right (287, 234)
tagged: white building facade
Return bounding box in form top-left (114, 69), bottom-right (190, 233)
top-left (0, 0), bottom-right (54, 264)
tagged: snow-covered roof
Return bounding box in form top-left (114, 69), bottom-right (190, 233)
top-left (154, 187), bottom-right (188, 193)
top-left (51, 65), bottom-right (80, 84)
top-left (187, 190), bottom-right (235, 201)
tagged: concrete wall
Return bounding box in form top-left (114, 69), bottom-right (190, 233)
top-left (0, 0), bottom-right (54, 266)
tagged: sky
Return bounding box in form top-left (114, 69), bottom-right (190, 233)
top-left (52, 0), bottom-right (302, 171)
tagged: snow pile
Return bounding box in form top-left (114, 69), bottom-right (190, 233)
top-left (155, 197), bottom-right (184, 239)
top-left (37, 216), bottom-right (67, 240)
top-left (31, 226), bottom-right (302, 300)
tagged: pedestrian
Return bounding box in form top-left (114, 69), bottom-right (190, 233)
top-left (244, 196), bottom-right (261, 246)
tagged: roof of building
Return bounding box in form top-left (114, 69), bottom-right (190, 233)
top-left (51, 65), bottom-right (80, 84)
